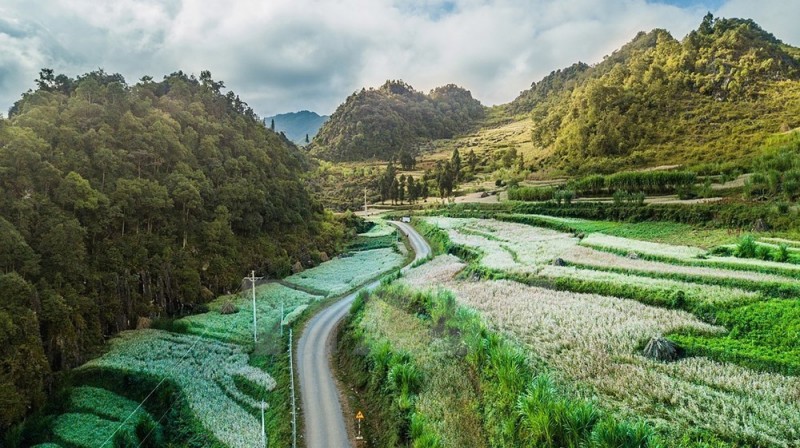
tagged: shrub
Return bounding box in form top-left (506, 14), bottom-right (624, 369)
top-left (775, 244), bottom-right (790, 263)
top-left (508, 186), bottom-right (554, 201)
top-left (736, 235), bottom-right (757, 258)
top-left (755, 245), bottom-right (772, 261)
top-left (590, 418), bottom-right (660, 448)
top-left (219, 301), bottom-right (238, 315)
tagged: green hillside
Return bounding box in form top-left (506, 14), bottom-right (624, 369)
top-left (311, 80), bottom-right (484, 162)
top-left (0, 69), bottom-right (347, 429)
top-left (510, 14), bottom-right (800, 174)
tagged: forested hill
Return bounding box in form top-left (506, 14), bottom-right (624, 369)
top-left (0, 69), bottom-right (347, 428)
top-left (311, 80), bottom-right (484, 161)
top-left (264, 110), bottom-right (329, 145)
top-left (508, 14), bottom-right (800, 173)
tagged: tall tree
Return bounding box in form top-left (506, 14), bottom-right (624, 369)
top-left (451, 148), bottom-right (461, 181)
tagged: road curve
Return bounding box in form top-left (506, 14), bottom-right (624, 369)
top-left (297, 221), bottom-right (431, 448)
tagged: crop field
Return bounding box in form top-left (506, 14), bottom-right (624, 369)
top-left (29, 242), bottom-right (406, 447)
top-left (182, 283), bottom-right (321, 344)
top-left (48, 387), bottom-right (159, 447)
top-left (283, 248), bottom-right (405, 296)
top-left (83, 330), bottom-right (276, 448)
top-left (410, 216), bottom-right (800, 446)
top-left (424, 217), bottom-right (800, 287)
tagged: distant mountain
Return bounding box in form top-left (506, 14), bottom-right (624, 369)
top-left (264, 110), bottom-right (329, 145)
top-left (506, 14), bottom-right (800, 173)
top-left (311, 80), bottom-right (485, 162)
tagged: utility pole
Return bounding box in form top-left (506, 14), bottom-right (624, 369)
top-left (364, 187), bottom-right (368, 213)
top-left (280, 300), bottom-right (284, 337)
top-left (261, 400), bottom-right (267, 447)
top-left (290, 328), bottom-right (297, 448)
top-left (251, 270), bottom-right (257, 343)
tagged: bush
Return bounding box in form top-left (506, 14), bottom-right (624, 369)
top-left (590, 418), bottom-right (660, 448)
top-left (735, 235), bottom-right (757, 258)
top-left (755, 245), bottom-right (772, 261)
top-left (775, 244), bottom-right (790, 263)
top-left (219, 301), bottom-right (238, 315)
top-left (508, 186), bottom-right (554, 201)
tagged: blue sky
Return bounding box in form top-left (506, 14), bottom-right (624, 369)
top-left (0, 0), bottom-right (798, 116)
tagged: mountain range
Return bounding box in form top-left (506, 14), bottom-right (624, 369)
top-left (264, 110), bottom-right (329, 145)
top-left (312, 14), bottom-right (800, 173)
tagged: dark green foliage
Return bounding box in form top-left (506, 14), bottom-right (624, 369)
top-left (569, 171), bottom-right (698, 196)
top-left (312, 80), bottom-right (484, 162)
top-left (430, 199), bottom-right (800, 233)
top-left (0, 69), bottom-right (348, 429)
top-left (744, 134), bottom-right (800, 201)
top-left (0, 273), bottom-right (50, 429)
top-left (507, 186), bottom-right (555, 202)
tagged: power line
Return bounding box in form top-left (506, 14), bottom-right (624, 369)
top-left (99, 326), bottom-right (212, 447)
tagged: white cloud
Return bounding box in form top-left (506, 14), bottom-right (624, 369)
top-left (0, 0), bottom-right (796, 117)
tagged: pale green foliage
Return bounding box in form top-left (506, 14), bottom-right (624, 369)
top-left (53, 413), bottom-right (123, 448)
top-left (182, 283), bottom-right (319, 344)
top-left (83, 330), bottom-right (275, 448)
top-left (283, 248), bottom-right (404, 296)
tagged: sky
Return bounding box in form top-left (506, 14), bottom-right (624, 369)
top-left (0, 0), bottom-right (798, 118)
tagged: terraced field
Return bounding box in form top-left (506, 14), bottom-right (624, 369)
top-left (25, 228), bottom-right (406, 447)
top-left (405, 216), bottom-right (800, 446)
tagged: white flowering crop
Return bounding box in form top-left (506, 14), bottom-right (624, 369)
top-left (561, 246), bottom-right (796, 284)
top-left (401, 256), bottom-right (800, 446)
top-left (283, 248), bottom-right (404, 296)
top-left (84, 330), bottom-right (276, 448)
top-left (580, 233), bottom-right (707, 259)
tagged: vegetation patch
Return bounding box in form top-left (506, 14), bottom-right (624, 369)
top-left (340, 282), bottom-right (664, 447)
top-left (670, 300), bottom-right (800, 375)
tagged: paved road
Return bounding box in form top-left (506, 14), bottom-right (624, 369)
top-left (297, 221), bottom-right (431, 448)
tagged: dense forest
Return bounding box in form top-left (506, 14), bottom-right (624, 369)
top-left (0, 69), bottom-right (348, 429)
top-left (311, 80), bottom-right (484, 161)
top-left (508, 15), bottom-right (800, 173)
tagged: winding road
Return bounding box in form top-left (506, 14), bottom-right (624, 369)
top-left (297, 221), bottom-right (431, 448)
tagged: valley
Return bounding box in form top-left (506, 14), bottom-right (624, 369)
top-left (1, 7), bottom-right (800, 448)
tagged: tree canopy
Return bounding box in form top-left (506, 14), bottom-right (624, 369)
top-left (0, 69), bottom-right (347, 429)
top-left (311, 80), bottom-right (484, 162)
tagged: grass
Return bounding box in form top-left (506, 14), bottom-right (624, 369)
top-left (341, 281), bottom-right (663, 448)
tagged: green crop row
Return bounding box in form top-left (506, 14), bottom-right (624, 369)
top-left (427, 200), bottom-right (800, 232)
top-left (562, 260), bottom-right (800, 298)
top-left (669, 299), bottom-right (800, 376)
